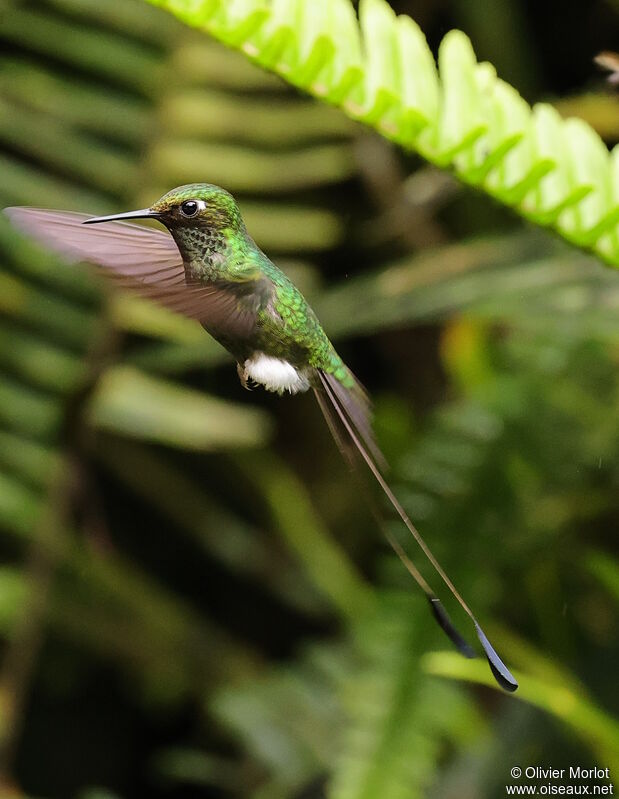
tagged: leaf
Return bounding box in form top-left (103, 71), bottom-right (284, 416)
top-left (146, 0), bottom-right (619, 267)
top-left (95, 437), bottom-right (328, 615)
top-left (245, 451), bottom-right (372, 620)
top-left (88, 365), bottom-right (273, 450)
top-left (329, 593), bottom-right (481, 799)
top-left (587, 550), bottom-right (619, 604)
top-left (422, 650), bottom-right (619, 773)
top-left (0, 567), bottom-right (29, 633)
top-left (316, 233), bottom-right (619, 340)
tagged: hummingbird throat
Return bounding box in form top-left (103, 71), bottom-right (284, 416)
top-left (170, 225), bottom-right (232, 280)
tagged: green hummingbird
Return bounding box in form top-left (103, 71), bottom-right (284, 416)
top-left (4, 183), bottom-right (517, 692)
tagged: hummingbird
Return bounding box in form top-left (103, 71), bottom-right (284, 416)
top-left (5, 184), bottom-right (517, 692)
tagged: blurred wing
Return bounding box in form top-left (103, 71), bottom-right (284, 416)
top-left (4, 207), bottom-right (261, 336)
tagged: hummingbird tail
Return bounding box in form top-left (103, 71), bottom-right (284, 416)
top-left (315, 369), bottom-right (518, 692)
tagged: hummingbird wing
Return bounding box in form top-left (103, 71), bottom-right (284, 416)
top-left (4, 207), bottom-right (261, 336)
top-left (315, 369), bottom-right (518, 692)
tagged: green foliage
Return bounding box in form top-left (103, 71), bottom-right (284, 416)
top-left (0, 1), bottom-right (618, 798)
top-left (90, 365), bottom-right (272, 450)
top-left (423, 641), bottom-right (619, 774)
top-left (145, 0), bottom-right (619, 267)
top-left (202, 330), bottom-right (619, 798)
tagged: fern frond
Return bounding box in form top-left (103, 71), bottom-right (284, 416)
top-left (145, 0), bottom-right (619, 267)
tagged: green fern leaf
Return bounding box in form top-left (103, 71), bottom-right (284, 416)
top-left (145, 0), bottom-right (619, 267)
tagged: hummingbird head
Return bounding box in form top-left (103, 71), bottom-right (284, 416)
top-left (83, 183), bottom-right (248, 264)
top-left (149, 184), bottom-right (245, 233)
top-left (85, 183), bottom-right (244, 230)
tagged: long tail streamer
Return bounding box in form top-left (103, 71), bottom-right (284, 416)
top-left (316, 370), bottom-right (518, 692)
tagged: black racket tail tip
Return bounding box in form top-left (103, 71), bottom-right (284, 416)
top-left (474, 621), bottom-right (518, 692)
top-left (428, 596), bottom-right (476, 659)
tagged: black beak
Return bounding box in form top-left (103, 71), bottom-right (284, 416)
top-left (83, 208), bottom-right (159, 225)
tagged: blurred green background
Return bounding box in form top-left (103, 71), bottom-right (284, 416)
top-left (0, 0), bottom-right (618, 797)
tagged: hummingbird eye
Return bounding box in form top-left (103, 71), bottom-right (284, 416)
top-left (180, 200), bottom-right (200, 218)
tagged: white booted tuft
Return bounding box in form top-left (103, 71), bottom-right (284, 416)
top-left (244, 353), bottom-right (310, 395)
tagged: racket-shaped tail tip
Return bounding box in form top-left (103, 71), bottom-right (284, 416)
top-left (428, 597), bottom-right (476, 659)
top-left (474, 621), bottom-right (518, 692)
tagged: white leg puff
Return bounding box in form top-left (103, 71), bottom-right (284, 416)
top-left (243, 352), bottom-right (310, 395)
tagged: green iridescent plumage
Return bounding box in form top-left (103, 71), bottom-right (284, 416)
top-left (152, 183), bottom-right (353, 385)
